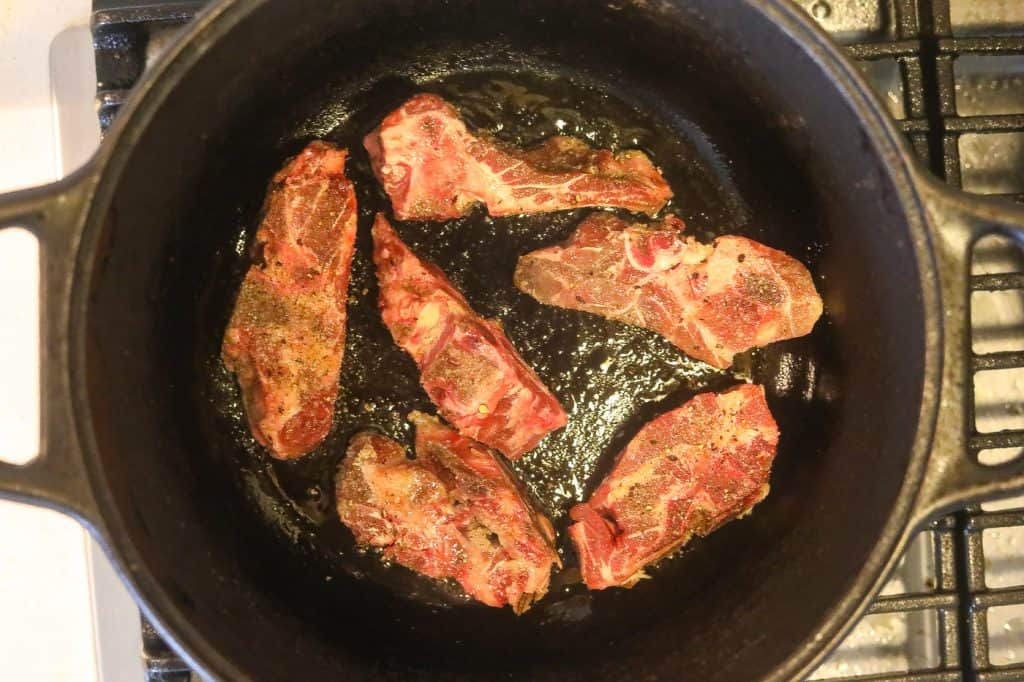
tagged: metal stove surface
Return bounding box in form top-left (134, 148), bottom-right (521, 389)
top-left (85, 1), bottom-right (1024, 679)
top-left (792, 1), bottom-right (1024, 679)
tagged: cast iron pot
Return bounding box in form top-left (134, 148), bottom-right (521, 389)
top-left (4, 0), bottom-right (1024, 679)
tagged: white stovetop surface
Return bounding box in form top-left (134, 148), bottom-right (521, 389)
top-left (0, 2), bottom-right (107, 680)
top-left (0, 1), bottom-right (1020, 679)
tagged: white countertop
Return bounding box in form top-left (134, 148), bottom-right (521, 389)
top-left (0, 1), bottom-right (100, 680)
top-left (1, 2), bottom-right (1021, 679)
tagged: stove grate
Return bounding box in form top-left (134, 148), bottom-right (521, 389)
top-left (809, 0), bottom-right (1024, 679)
top-left (91, 1), bottom-right (1024, 680)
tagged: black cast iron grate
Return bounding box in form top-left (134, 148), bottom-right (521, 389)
top-left (91, 1), bottom-right (1024, 679)
top-left (816, 0), bottom-right (1024, 679)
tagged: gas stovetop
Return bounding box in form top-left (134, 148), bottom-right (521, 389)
top-left (88, 1), bottom-right (1024, 679)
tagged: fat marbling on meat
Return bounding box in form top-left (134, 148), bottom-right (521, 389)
top-left (364, 93), bottom-right (673, 220)
top-left (222, 141), bottom-right (357, 459)
top-left (569, 384), bottom-right (779, 590)
top-left (372, 213), bottom-right (567, 459)
top-left (336, 412), bottom-right (560, 613)
top-left (514, 213), bottom-right (823, 369)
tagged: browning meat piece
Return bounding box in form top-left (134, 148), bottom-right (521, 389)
top-left (222, 141), bottom-right (357, 459)
top-left (364, 93), bottom-right (673, 220)
top-left (569, 384), bottom-right (778, 590)
top-left (336, 412), bottom-right (561, 613)
top-left (514, 213), bottom-right (823, 369)
top-left (372, 213), bottom-right (567, 459)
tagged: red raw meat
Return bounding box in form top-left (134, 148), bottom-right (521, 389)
top-left (515, 213), bottom-right (823, 369)
top-left (222, 141), bottom-right (357, 459)
top-left (372, 213), bottom-right (567, 459)
top-left (364, 93), bottom-right (673, 220)
top-left (569, 384), bottom-right (779, 590)
top-left (336, 411), bottom-right (561, 613)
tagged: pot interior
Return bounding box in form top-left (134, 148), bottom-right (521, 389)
top-left (81, 1), bottom-right (929, 679)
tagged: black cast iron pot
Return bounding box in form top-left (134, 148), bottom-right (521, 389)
top-left (3, 1), bottom-right (1024, 679)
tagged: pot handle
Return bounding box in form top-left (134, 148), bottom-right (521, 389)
top-left (0, 168), bottom-right (100, 525)
top-left (912, 175), bottom-right (1024, 523)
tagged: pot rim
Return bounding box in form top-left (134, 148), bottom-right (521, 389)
top-left (68, 1), bottom-right (946, 680)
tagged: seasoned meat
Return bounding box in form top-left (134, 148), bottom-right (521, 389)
top-left (569, 384), bottom-right (778, 590)
top-left (372, 213), bottom-right (567, 459)
top-left (336, 412), bottom-right (561, 613)
top-left (364, 93), bottom-right (673, 220)
top-left (514, 213), bottom-right (823, 369)
top-left (221, 141), bottom-right (357, 459)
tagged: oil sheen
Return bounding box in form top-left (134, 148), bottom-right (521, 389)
top-left (194, 68), bottom-right (829, 609)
